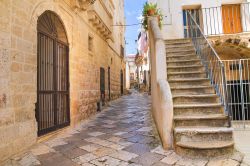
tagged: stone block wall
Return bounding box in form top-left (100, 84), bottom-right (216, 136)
top-left (0, 0), bottom-right (125, 163)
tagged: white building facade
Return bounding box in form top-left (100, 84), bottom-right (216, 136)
top-left (149, 0), bottom-right (250, 39)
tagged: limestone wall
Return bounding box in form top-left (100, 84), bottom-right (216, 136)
top-left (0, 0), bottom-right (125, 162)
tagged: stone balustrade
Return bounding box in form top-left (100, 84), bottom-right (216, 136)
top-left (148, 17), bottom-right (174, 149)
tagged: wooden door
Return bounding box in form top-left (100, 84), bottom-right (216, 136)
top-left (100, 67), bottom-right (105, 105)
top-left (108, 67), bottom-right (111, 100)
top-left (222, 4), bottom-right (242, 34)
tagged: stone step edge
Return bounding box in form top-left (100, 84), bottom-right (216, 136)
top-left (166, 45), bottom-right (193, 49)
top-left (171, 85), bottom-right (213, 90)
top-left (167, 65), bottom-right (204, 69)
top-left (165, 41), bottom-right (191, 45)
top-left (173, 94), bottom-right (218, 98)
top-left (169, 78), bottom-right (209, 82)
top-left (174, 114), bottom-right (227, 121)
top-left (166, 54), bottom-right (197, 58)
top-left (166, 49), bottom-right (195, 53)
top-left (174, 127), bottom-right (233, 134)
top-left (174, 103), bottom-right (223, 109)
top-left (176, 140), bottom-right (234, 150)
top-left (167, 59), bottom-right (201, 63)
top-left (168, 71), bottom-right (206, 75)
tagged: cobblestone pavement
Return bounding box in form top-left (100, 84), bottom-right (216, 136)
top-left (3, 92), bottom-right (248, 166)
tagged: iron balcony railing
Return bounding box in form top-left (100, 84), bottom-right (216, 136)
top-left (184, 3), bottom-right (250, 36)
top-left (223, 59), bottom-right (250, 128)
top-left (187, 11), bottom-right (231, 126)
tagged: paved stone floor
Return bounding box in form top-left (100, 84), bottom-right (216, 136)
top-left (234, 129), bottom-right (250, 164)
top-left (3, 91), bottom-right (248, 166)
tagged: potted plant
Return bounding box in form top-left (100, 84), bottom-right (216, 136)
top-left (142, 2), bottom-right (163, 30)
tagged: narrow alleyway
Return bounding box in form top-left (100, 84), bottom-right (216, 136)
top-left (4, 92), bottom-right (246, 166)
top-left (5, 92), bottom-right (165, 166)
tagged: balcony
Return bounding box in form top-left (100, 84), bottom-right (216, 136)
top-left (87, 10), bottom-right (112, 40)
top-left (71, 0), bottom-right (96, 11)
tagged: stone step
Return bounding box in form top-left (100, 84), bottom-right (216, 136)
top-left (166, 49), bottom-right (195, 54)
top-left (168, 71), bottom-right (206, 79)
top-left (171, 85), bottom-right (215, 95)
top-left (175, 140), bottom-right (234, 158)
top-left (169, 78), bottom-right (211, 87)
top-left (166, 54), bottom-right (198, 61)
top-left (166, 45), bottom-right (194, 50)
top-left (167, 59), bottom-right (201, 67)
top-left (165, 39), bottom-right (191, 45)
top-left (174, 114), bottom-right (229, 127)
top-left (165, 44), bottom-right (193, 49)
top-left (167, 50), bottom-right (195, 56)
top-left (173, 94), bottom-right (220, 105)
top-left (174, 127), bottom-right (233, 143)
top-left (174, 103), bottom-right (224, 116)
top-left (167, 65), bottom-right (205, 73)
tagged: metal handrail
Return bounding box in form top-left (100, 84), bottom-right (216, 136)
top-left (187, 11), bottom-right (231, 126)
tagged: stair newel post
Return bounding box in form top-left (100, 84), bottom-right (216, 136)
top-left (221, 63), bottom-right (231, 127)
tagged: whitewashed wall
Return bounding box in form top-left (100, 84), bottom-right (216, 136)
top-left (149, 0), bottom-right (250, 39)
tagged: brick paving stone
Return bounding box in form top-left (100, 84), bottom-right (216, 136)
top-left (89, 156), bottom-right (127, 166)
top-left (207, 159), bottom-right (239, 166)
top-left (88, 132), bottom-right (105, 137)
top-left (152, 162), bottom-right (171, 166)
top-left (92, 147), bottom-right (116, 157)
top-left (151, 146), bottom-right (174, 156)
top-left (176, 157), bottom-right (208, 166)
top-left (113, 132), bottom-right (128, 136)
top-left (79, 144), bottom-right (102, 152)
top-left (30, 144), bottom-right (55, 156)
top-left (130, 152), bottom-right (165, 166)
top-left (18, 153), bottom-right (41, 166)
top-left (108, 137), bottom-right (123, 143)
top-left (109, 143), bottom-right (126, 150)
top-left (37, 152), bottom-right (79, 166)
top-left (123, 143), bottom-right (152, 155)
top-left (108, 150), bottom-right (138, 161)
top-left (61, 147), bottom-right (88, 159)
top-left (161, 152), bottom-right (181, 165)
top-left (44, 138), bottom-right (68, 148)
top-left (84, 137), bottom-right (113, 147)
top-left (72, 153), bottom-right (98, 164)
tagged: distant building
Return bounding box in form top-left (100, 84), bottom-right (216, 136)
top-left (126, 54), bottom-right (137, 88)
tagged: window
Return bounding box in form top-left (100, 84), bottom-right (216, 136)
top-left (88, 35), bottom-right (94, 52)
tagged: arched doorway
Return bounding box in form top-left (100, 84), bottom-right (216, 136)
top-left (36, 11), bottom-right (70, 136)
top-left (120, 70), bottom-right (124, 95)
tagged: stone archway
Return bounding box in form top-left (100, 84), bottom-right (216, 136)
top-left (36, 10), bottom-right (70, 136)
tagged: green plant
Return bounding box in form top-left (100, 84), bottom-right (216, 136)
top-left (141, 2), bottom-right (163, 30)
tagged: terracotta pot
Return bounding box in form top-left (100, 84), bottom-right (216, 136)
top-left (147, 9), bottom-right (155, 16)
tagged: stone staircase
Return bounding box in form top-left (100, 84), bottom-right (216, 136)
top-left (165, 38), bottom-right (234, 158)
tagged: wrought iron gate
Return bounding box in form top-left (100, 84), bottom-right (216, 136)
top-left (223, 59), bottom-right (250, 128)
top-left (100, 67), bottom-right (105, 105)
top-left (108, 67), bottom-right (111, 100)
top-left (36, 11), bottom-right (70, 136)
top-left (120, 70), bottom-right (124, 95)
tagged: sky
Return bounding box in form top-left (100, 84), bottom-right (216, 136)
top-left (124, 0), bottom-right (147, 56)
